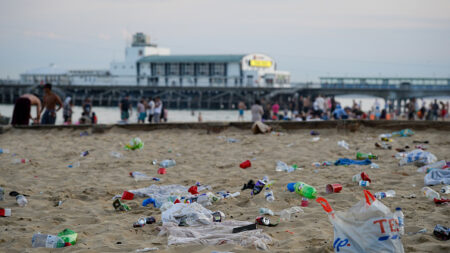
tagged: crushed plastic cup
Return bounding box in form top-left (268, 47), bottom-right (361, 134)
top-left (121, 191), bottom-right (135, 200)
top-left (240, 160), bottom-right (251, 169)
top-left (326, 184), bottom-right (343, 193)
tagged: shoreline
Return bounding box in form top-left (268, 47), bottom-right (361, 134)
top-left (2, 120), bottom-right (450, 134)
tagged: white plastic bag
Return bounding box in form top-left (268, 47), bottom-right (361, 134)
top-left (317, 190), bottom-right (404, 253)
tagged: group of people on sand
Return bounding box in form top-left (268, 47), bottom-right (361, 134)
top-left (11, 83), bottom-right (62, 126)
top-left (11, 83), bottom-right (98, 126)
top-left (121, 96), bottom-right (166, 124)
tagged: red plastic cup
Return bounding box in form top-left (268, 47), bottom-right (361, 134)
top-left (157, 168), bottom-right (166, 174)
top-left (326, 184), bottom-right (343, 193)
top-left (188, 186), bottom-right (199, 195)
top-left (121, 191), bottom-right (134, 200)
top-left (240, 160), bottom-right (251, 169)
top-left (361, 172), bottom-right (371, 183)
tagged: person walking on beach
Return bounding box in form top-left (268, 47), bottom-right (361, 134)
top-left (82, 98), bottom-right (92, 117)
top-left (147, 97), bottom-right (155, 123)
top-left (251, 100), bottom-right (264, 122)
top-left (41, 83), bottom-right (63, 125)
top-left (119, 95), bottom-right (132, 122)
top-left (272, 102), bottom-right (280, 119)
top-left (238, 101), bottom-right (246, 121)
top-left (11, 93), bottom-right (42, 125)
top-left (63, 96), bottom-right (73, 124)
top-left (137, 98), bottom-right (147, 124)
top-left (153, 97), bottom-right (162, 123)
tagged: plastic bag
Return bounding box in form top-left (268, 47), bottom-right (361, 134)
top-left (398, 149), bottom-right (437, 166)
top-left (161, 203), bottom-right (213, 226)
top-left (316, 190), bottom-right (404, 253)
top-left (424, 169), bottom-right (450, 185)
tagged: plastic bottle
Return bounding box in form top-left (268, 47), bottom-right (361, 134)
top-left (422, 187), bottom-right (440, 200)
top-left (0, 148), bottom-right (10, 154)
top-left (0, 186), bottom-right (4, 201)
top-left (359, 180), bottom-right (370, 187)
top-left (67, 161), bottom-right (80, 168)
top-left (31, 233), bottom-right (65, 248)
top-left (130, 171), bottom-right (156, 181)
top-left (278, 206), bottom-right (303, 221)
top-left (441, 186), bottom-right (450, 194)
top-left (275, 161), bottom-right (289, 172)
top-left (0, 208), bottom-right (11, 217)
top-left (12, 158), bottom-right (30, 164)
top-left (417, 160), bottom-right (446, 173)
top-left (159, 159), bottom-right (176, 168)
top-left (374, 190), bottom-right (396, 199)
top-left (394, 207), bottom-right (405, 235)
top-left (110, 151), bottom-right (123, 158)
top-left (287, 182), bottom-right (317, 199)
top-left (16, 195), bottom-right (28, 207)
top-left (264, 190), bottom-right (274, 202)
top-left (356, 152), bottom-right (378, 160)
top-left (259, 207), bottom-right (274, 216)
top-left (337, 140), bottom-right (349, 150)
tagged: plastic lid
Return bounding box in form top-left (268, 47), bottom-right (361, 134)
top-left (395, 207), bottom-right (402, 211)
top-left (287, 183), bottom-right (296, 192)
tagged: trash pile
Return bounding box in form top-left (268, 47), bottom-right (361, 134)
top-left (2, 126), bottom-right (449, 252)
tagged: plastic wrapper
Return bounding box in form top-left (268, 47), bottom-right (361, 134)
top-left (398, 149), bottom-right (437, 166)
top-left (158, 220), bottom-right (272, 250)
top-left (161, 203), bottom-right (213, 226)
top-left (424, 169), bottom-right (450, 186)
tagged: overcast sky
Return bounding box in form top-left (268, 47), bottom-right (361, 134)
top-left (1, 0), bottom-right (449, 82)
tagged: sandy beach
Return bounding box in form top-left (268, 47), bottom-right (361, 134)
top-left (0, 124), bottom-right (449, 252)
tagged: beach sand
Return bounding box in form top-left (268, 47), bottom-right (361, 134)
top-left (0, 126), bottom-right (449, 252)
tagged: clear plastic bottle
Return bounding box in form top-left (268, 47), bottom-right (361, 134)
top-left (12, 158), bottom-right (30, 164)
top-left (374, 190), bottom-right (396, 199)
top-left (16, 195), bottom-right (28, 207)
top-left (31, 233), bottom-right (65, 248)
top-left (229, 192), bottom-right (240, 198)
top-left (259, 207), bottom-right (274, 216)
top-left (67, 161), bottom-right (80, 168)
top-left (275, 161), bottom-right (289, 172)
top-left (337, 140), bottom-right (349, 150)
top-left (441, 185), bottom-right (450, 194)
top-left (110, 151), bottom-right (123, 158)
top-left (130, 171), bottom-right (153, 181)
top-left (159, 159), bottom-right (176, 168)
top-left (0, 148), bottom-right (10, 154)
top-left (422, 187), bottom-right (440, 200)
top-left (264, 190), bottom-right (275, 202)
top-left (394, 207), bottom-right (405, 235)
top-left (278, 206), bottom-right (304, 221)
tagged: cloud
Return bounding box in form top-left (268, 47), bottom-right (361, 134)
top-left (97, 33), bottom-right (111, 40)
top-left (23, 30), bottom-right (63, 40)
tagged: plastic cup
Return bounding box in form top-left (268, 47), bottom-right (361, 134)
top-left (301, 198), bottom-right (309, 207)
top-left (361, 172), bottom-right (371, 183)
top-left (326, 184), bottom-right (343, 193)
top-left (240, 160), bottom-right (251, 169)
top-left (121, 191), bottom-right (135, 200)
top-left (157, 168), bottom-right (166, 174)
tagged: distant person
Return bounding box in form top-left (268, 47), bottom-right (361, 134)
top-left (63, 96), bottom-right (73, 124)
top-left (272, 102), bottom-right (280, 118)
top-left (41, 83), bottom-right (63, 125)
top-left (163, 107), bottom-right (168, 122)
top-left (79, 112), bottom-right (92, 124)
top-left (238, 101), bottom-right (246, 121)
top-left (137, 98), bottom-right (146, 123)
top-left (83, 98), bottom-right (92, 117)
top-left (432, 99), bottom-right (439, 120)
top-left (251, 100), bottom-right (264, 122)
top-left (198, 112), bottom-right (203, 122)
top-left (11, 93), bottom-right (42, 125)
top-left (153, 97), bottom-right (162, 123)
top-left (119, 95), bottom-right (132, 122)
top-left (147, 97), bottom-right (155, 123)
top-left (91, 112), bottom-right (98, 124)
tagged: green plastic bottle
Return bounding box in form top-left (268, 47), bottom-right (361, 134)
top-left (356, 152), bottom-right (378, 160)
top-left (58, 229), bottom-right (77, 245)
top-left (287, 182), bottom-right (317, 199)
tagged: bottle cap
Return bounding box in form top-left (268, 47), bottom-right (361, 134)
top-left (287, 183), bottom-right (296, 192)
top-left (395, 207), bottom-right (402, 211)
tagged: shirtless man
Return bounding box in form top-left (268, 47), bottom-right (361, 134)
top-left (11, 93), bottom-right (42, 125)
top-left (40, 83), bottom-right (63, 125)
